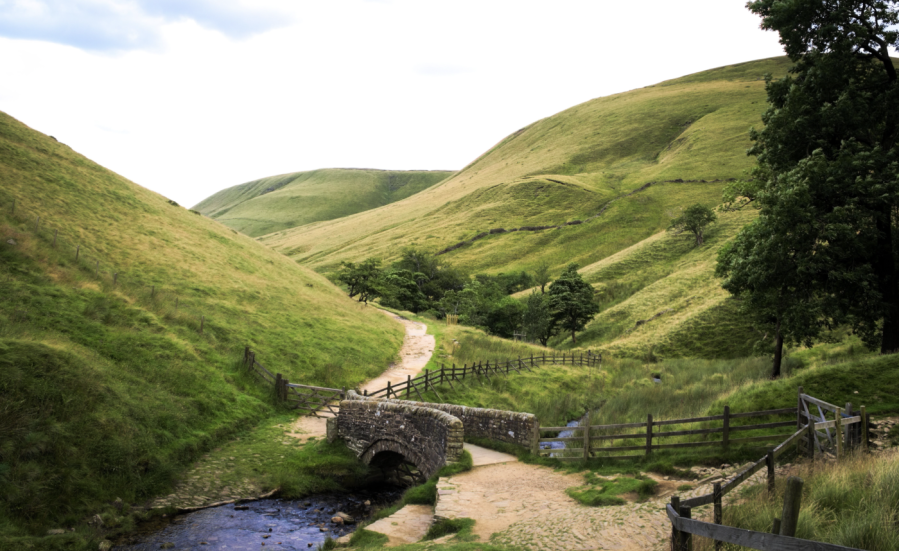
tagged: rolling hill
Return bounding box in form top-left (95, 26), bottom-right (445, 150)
top-left (251, 57), bottom-right (791, 357)
top-left (259, 57), bottom-right (791, 278)
top-left (0, 111), bottom-right (404, 539)
top-left (193, 168), bottom-right (454, 237)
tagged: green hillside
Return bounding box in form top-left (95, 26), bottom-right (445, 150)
top-left (261, 57), bottom-right (791, 277)
top-left (0, 111), bottom-right (404, 540)
top-left (253, 57), bottom-right (791, 358)
top-left (194, 168), bottom-right (454, 237)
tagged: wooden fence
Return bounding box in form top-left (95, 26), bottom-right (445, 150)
top-left (538, 406), bottom-right (799, 461)
top-left (360, 351), bottom-right (601, 403)
top-left (665, 388), bottom-right (869, 551)
top-left (242, 347), bottom-right (600, 416)
top-left (243, 348), bottom-right (347, 417)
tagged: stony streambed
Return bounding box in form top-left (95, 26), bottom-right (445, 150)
top-left (115, 486), bottom-right (403, 551)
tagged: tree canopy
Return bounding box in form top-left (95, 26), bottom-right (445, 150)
top-left (669, 204), bottom-right (717, 246)
top-left (724, 0), bottom-right (899, 355)
top-left (547, 264), bottom-right (599, 345)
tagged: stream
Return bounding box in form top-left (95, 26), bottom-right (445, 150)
top-left (541, 418), bottom-right (584, 457)
top-left (114, 485), bottom-right (403, 551)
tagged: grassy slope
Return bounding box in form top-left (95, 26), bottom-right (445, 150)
top-left (0, 111), bottom-right (403, 539)
top-left (261, 57), bottom-right (791, 277)
top-left (193, 168), bottom-right (454, 237)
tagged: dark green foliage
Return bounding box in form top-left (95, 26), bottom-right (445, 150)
top-left (522, 291), bottom-right (553, 346)
top-left (379, 269), bottom-right (429, 313)
top-left (336, 258), bottom-right (383, 303)
top-left (668, 203), bottom-right (716, 246)
top-left (534, 261), bottom-right (551, 294)
top-left (547, 264), bottom-right (599, 345)
top-left (739, 0), bottom-right (899, 353)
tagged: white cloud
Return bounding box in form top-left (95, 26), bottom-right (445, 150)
top-left (0, 1), bottom-right (785, 207)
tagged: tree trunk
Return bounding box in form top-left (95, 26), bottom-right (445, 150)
top-left (875, 205), bottom-right (899, 353)
top-left (571, 329), bottom-right (576, 345)
top-left (772, 318), bottom-right (783, 379)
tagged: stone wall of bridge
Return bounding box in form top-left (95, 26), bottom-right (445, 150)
top-left (335, 397), bottom-right (464, 480)
top-left (346, 391), bottom-right (540, 452)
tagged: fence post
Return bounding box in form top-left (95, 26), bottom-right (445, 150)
top-left (364, 389), bottom-right (368, 397)
top-left (766, 449), bottom-right (775, 496)
top-left (75, 245), bottom-right (80, 262)
top-left (52, 229), bottom-right (58, 247)
top-left (583, 423), bottom-right (591, 461)
top-left (807, 423), bottom-right (815, 460)
top-left (845, 403), bottom-right (854, 448)
top-left (680, 506), bottom-right (692, 551)
top-left (670, 496), bottom-right (680, 551)
top-left (835, 406), bottom-right (842, 460)
top-left (646, 414), bottom-right (653, 456)
top-left (10, 199), bottom-right (15, 214)
top-left (34, 216), bottom-right (40, 231)
top-left (387, 380), bottom-right (392, 399)
top-left (772, 518), bottom-right (782, 535)
top-left (113, 273), bottom-right (118, 287)
top-left (406, 374), bottom-right (411, 399)
top-left (722, 405), bottom-right (730, 450)
top-left (861, 405), bottom-right (869, 452)
top-left (713, 482), bottom-right (722, 551)
top-left (275, 373), bottom-right (282, 402)
top-left (200, 315), bottom-right (205, 334)
top-left (780, 476), bottom-right (804, 537)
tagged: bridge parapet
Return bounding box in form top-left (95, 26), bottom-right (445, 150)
top-left (336, 397), bottom-right (464, 480)
top-left (350, 393), bottom-right (539, 452)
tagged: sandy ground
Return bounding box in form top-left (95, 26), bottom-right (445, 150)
top-left (289, 309), bottom-right (435, 441)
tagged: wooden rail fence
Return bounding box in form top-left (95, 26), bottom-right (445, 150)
top-left (242, 347), bottom-right (601, 416)
top-left (537, 406), bottom-right (799, 461)
top-left (665, 388), bottom-right (870, 551)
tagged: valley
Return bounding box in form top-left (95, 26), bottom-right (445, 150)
top-left (2, 50), bottom-right (899, 551)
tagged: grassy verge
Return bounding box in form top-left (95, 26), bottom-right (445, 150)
top-left (700, 451), bottom-right (899, 550)
top-left (565, 472), bottom-right (657, 506)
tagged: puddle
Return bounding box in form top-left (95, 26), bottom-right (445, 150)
top-left (115, 485), bottom-right (403, 551)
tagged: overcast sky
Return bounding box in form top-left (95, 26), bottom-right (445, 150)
top-left (0, 1), bottom-right (785, 207)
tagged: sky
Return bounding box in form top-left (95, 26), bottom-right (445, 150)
top-left (0, 1), bottom-right (786, 207)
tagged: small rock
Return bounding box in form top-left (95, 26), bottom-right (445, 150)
top-left (47, 529), bottom-right (66, 536)
top-left (262, 535), bottom-right (271, 539)
top-left (98, 542), bottom-right (113, 551)
top-left (6, 239), bottom-right (16, 245)
top-left (332, 516), bottom-right (344, 525)
top-left (363, 500), bottom-right (371, 507)
top-left (234, 505), bottom-right (249, 510)
top-left (160, 544), bottom-right (175, 550)
top-left (320, 527), bottom-right (328, 532)
top-left (334, 512), bottom-right (354, 523)
top-left (113, 497), bottom-right (124, 510)
top-left (88, 514), bottom-right (104, 528)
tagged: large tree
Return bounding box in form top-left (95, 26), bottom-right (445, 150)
top-left (547, 264), bottom-right (599, 345)
top-left (737, 0), bottom-right (899, 353)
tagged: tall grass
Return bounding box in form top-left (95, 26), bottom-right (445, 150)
top-left (698, 451), bottom-right (899, 551)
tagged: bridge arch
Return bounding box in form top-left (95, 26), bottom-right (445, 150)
top-left (335, 397), bottom-right (463, 481)
top-left (361, 438), bottom-right (430, 481)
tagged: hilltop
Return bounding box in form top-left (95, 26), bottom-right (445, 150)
top-left (0, 111), bottom-right (403, 540)
top-left (260, 57), bottom-right (791, 277)
top-left (194, 168), bottom-right (454, 237)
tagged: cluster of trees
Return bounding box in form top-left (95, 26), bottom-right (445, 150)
top-left (336, 250), bottom-right (599, 344)
top-left (718, 1), bottom-right (899, 377)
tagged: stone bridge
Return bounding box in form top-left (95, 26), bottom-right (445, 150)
top-left (328, 391), bottom-right (539, 481)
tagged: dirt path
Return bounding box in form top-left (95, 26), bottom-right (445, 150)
top-left (289, 310), bottom-right (434, 440)
top-left (436, 461), bottom-right (784, 551)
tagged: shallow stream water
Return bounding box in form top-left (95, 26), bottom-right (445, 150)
top-left (115, 485), bottom-right (403, 551)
